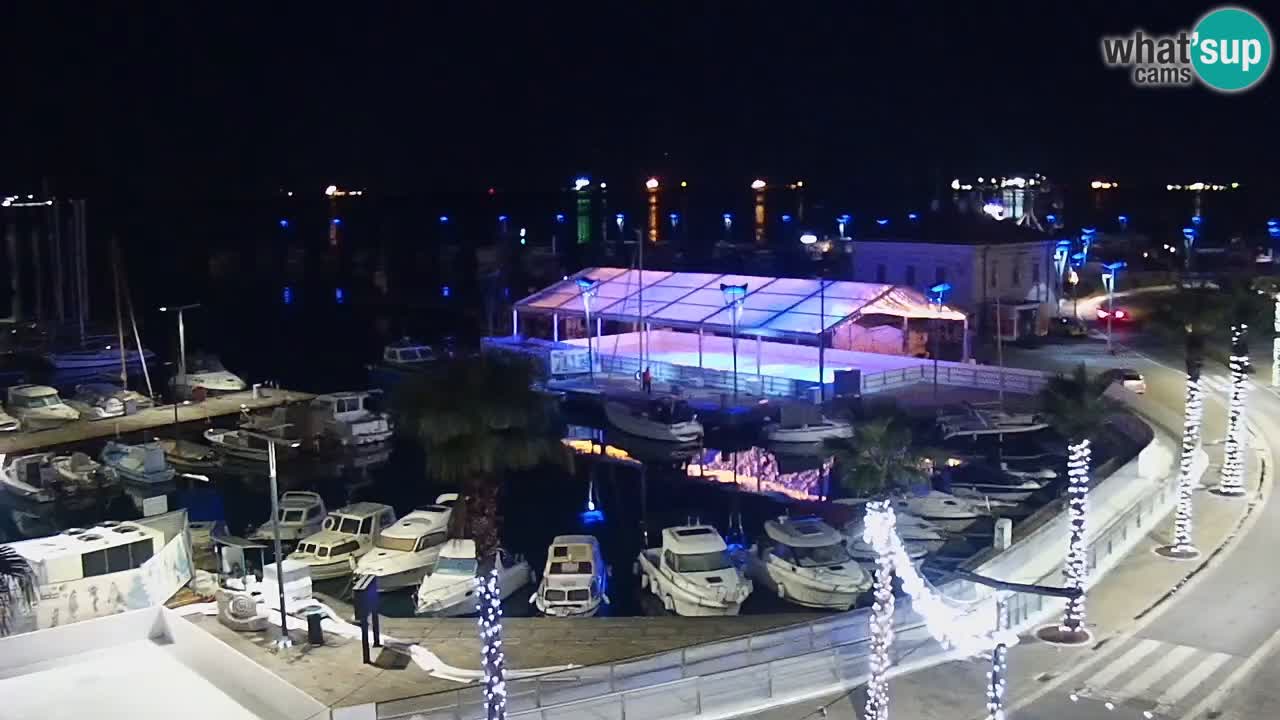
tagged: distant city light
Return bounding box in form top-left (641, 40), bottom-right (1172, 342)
top-left (282, 286), bottom-right (293, 305)
top-left (599, 182), bottom-right (607, 189)
top-left (555, 213), bottom-right (565, 222)
top-left (645, 177), bottom-right (659, 190)
top-left (278, 219), bottom-right (289, 228)
top-left (335, 288), bottom-right (345, 304)
top-left (680, 180), bottom-right (688, 188)
top-left (331, 217), bottom-right (341, 225)
top-left (982, 202), bottom-right (1006, 220)
top-left (286, 191), bottom-right (294, 197)
top-left (498, 214), bottom-right (508, 222)
top-left (488, 187), bottom-right (496, 195)
top-left (781, 214), bottom-right (793, 223)
top-left (800, 232), bottom-right (819, 245)
top-left (908, 213), bottom-right (919, 221)
top-left (751, 179), bottom-right (766, 190)
top-left (442, 285), bottom-right (451, 298)
top-left (439, 215), bottom-right (449, 223)
top-left (324, 185), bottom-right (337, 196)
top-left (573, 177), bottom-right (590, 191)
top-left (876, 218), bottom-right (889, 226)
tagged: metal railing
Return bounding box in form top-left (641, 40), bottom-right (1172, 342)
top-left (860, 364), bottom-right (1048, 396)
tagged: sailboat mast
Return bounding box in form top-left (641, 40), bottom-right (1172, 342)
top-left (111, 238), bottom-right (127, 387)
top-left (638, 227), bottom-right (644, 371)
top-left (119, 257), bottom-right (154, 398)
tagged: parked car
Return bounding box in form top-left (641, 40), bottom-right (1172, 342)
top-left (1119, 369), bottom-right (1146, 394)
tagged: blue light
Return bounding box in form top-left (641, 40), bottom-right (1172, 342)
top-left (555, 213), bottom-right (565, 222)
top-left (1191, 214), bottom-right (1203, 226)
top-left (616, 213), bottom-right (625, 220)
top-left (1047, 213), bottom-right (1059, 224)
top-left (578, 509), bottom-right (605, 526)
top-left (282, 286), bottom-right (293, 305)
top-left (442, 285), bottom-right (451, 298)
top-left (722, 213), bottom-right (733, 220)
top-left (876, 218), bottom-right (889, 226)
top-left (1082, 226), bottom-right (1097, 235)
top-left (1118, 214), bottom-right (1128, 224)
top-left (1268, 218), bottom-right (1278, 227)
top-left (781, 214), bottom-right (793, 223)
top-left (331, 217), bottom-right (341, 225)
top-left (838, 214), bottom-right (852, 223)
top-left (908, 212), bottom-right (919, 221)
top-left (504, 288), bottom-right (510, 298)
top-left (438, 215), bottom-right (449, 224)
top-left (278, 219), bottom-right (289, 228)
top-left (335, 287), bottom-right (345, 304)
top-left (498, 214), bottom-right (508, 222)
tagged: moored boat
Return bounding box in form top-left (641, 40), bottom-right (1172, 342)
top-left (605, 398), bottom-right (703, 444)
top-left (531, 535), bottom-right (609, 617)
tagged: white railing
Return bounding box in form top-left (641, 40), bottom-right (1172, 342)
top-left (860, 363), bottom-right (1049, 396)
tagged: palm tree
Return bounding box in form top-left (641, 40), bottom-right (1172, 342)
top-left (1035, 364), bottom-right (1111, 645)
top-left (398, 353), bottom-right (568, 720)
top-left (824, 416), bottom-right (926, 720)
top-left (0, 545), bottom-right (35, 637)
top-left (822, 416), bottom-right (928, 499)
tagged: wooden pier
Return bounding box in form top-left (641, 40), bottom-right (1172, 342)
top-left (0, 388), bottom-right (315, 454)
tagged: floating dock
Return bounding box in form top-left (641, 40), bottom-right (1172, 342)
top-left (0, 388), bottom-right (315, 454)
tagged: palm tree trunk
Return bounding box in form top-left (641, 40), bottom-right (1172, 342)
top-left (1272, 295), bottom-right (1280, 388)
top-left (1060, 438), bottom-right (1091, 635)
top-left (986, 643), bottom-right (1008, 720)
top-left (864, 499), bottom-right (895, 720)
top-left (1173, 350), bottom-right (1204, 552)
top-left (1219, 323), bottom-right (1249, 494)
top-left (464, 475), bottom-right (507, 720)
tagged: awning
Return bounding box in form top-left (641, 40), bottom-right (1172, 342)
top-left (516, 267), bottom-right (967, 340)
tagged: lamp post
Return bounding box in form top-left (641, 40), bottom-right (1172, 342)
top-left (1053, 240), bottom-right (1071, 316)
top-left (929, 283), bottom-right (952, 401)
top-left (1069, 252), bottom-right (1086, 321)
top-left (1101, 261), bottom-right (1126, 353)
top-left (576, 277), bottom-right (600, 383)
top-left (720, 283), bottom-right (748, 399)
top-left (242, 429), bottom-right (302, 650)
top-left (159, 303), bottom-right (201, 381)
top-left (799, 232), bottom-right (826, 401)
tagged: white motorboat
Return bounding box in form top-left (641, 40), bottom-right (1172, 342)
top-left (354, 494), bottom-right (457, 591)
top-left (604, 398), bottom-right (703, 444)
top-left (531, 535), bottom-right (610, 617)
top-left (1000, 461), bottom-right (1059, 481)
top-left (834, 500), bottom-right (947, 569)
top-left (308, 391), bottom-right (394, 447)
top-left (44, 345), bottom-right (154, 370)
top-left (416, 540), bottom-right (533, 617)
top-left (248, 491), bottom-right (328, 545)
top-left (203, 427), bottom-right (274, 463)
top-left (51, 452), bottom-right (114, 490)
top-left (636, 525), bottom-right (752, 617)
top-left (937, 402), bottom-right (1048, 440)
top-left (170, 354), bottom-right (248, 399)
top-left (66, 384), bottom-right (126, 420)
top-left (764, 404), bottom-right (854, 444)
top-left (0, 453), bottom-right (65, 503)
top-left (100, 441), bottom-right (176, 485)
top-left (942, 461), bottom-right (1050, 503)
top-left (0, 408), bottom-right (18, 432)
top-left (382, 340), bottom-right (435, 368)
top-left (742, 517), bottom-right (869, 610)
top-left (288, 502), bottom-right (397, 580)
top-left (889, 490), bottom-right (991, 534)
top-left (5, 384), bottom-right (79, 430)
top-left (77, 382), bottom-right (153, 411)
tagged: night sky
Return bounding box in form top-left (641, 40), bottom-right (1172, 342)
top-left (2, 2), bottom-right (1275, 202)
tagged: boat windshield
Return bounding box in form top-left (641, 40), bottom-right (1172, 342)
top-left (435, 556), bottom-right (478, 575)
top-left (279, 509), bottom-right (305, 523)
top-left (375, 535), bottom-right (419, 552)
top-left (337, 517), bottom-right (361, 534)
top-left (673, 550), bottom-right (732, 573)
top-left (18, 395), bottom-right (60, 408)
top-left (792, 543), bottom-right (851, 567)
top-left (190, 355), bottom-right (227, 372)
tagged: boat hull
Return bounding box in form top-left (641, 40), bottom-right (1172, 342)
top-left (364, 565), bottom-right (432, 592)
top-left (605, 403), bottom-right (703, 444)
top-left (765, 424), bottom-right (854, 444)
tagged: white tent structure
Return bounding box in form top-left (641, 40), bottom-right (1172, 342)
top-left (512, 269), bottom-right (969, 393)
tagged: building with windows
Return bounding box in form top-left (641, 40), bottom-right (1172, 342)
top-left (849, 214), bottom-right (1058, 341)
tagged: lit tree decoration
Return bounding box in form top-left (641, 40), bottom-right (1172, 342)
top-left (862, 500), bottom-right (896, 720)
top-left (1059, 438), bottom-right (1091, 638)
top-left (1159, 339), bottom-right (1205, 559)
top-left (1218, 323), bottom-right (1249, 496)
top-left (477, 568), bottom-right (508, 720)
top-left (986, 643), bottom-right (1008, 720)
top-left (1273, 296), bottom-right (1280, 388)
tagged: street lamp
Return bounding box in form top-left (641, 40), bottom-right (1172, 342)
top-left (1069, 252), bottom-right (1086, 321)
top-left (929, 283), bottom-right (952, 400)
top-left (241, 429), bottom-right (302, 650)
top-left (159, 303), bottom-right (201, 380)
top-left (720, 283), bottom-right (748, 399)
top-left (576, 277), bottom-right (600, 383)
top-left (837, 214), bottom-right (851, 240)
top-left (1101, 261), bottom-right (1127, 353)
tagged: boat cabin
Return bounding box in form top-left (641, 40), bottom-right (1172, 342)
top-left (759, 517), bottom-right (852, 568)
top-left (310, 391), bottom-right (384, 423)
top-left (290, 502), bottom-right (397, 576)
top-left (660, 525), bottom-right (733, 573)
top-left (383, 341), bottom-right (434, 365)
top-left (646, 398), bottom-right (696, 425)
top-left (539, 535), bottom-right (607, 606)
top-left (7, 385), bottom-right (70, 412)
top-left (371, 501), bottom-right (452, 553)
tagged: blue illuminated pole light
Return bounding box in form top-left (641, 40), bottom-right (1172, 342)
top-left (577, 277), bottom-right (601, 382)
top-left (669, 212), bottom-right (680, 229)
top-left (1101, 261), bottom-right (1127, 352)
top-left (837, 213), bottom-right (851, 239)
top-left (720, 283), bottom-right (748, 399)
top-left (278, 219), bottom-right (289, 228)
top-left (928, 282), bottom-right (952, 399)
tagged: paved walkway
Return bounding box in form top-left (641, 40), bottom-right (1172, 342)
top-left (0, 388), bottom-right (313, 453)
top-left (186, 609), bottom-right (818, 710)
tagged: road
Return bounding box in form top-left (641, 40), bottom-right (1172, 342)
top-left (1001, 327), bottom-right (1280, 719)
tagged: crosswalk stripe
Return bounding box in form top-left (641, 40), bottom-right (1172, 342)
top-left (1085, 638), bottom-right (1163, 688)
top-left (1115, 644), bottom-right (1198, 699)
top-left (1156, 651), bottom-right (1232, 708)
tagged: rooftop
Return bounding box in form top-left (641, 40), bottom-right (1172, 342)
top-left (854, 211), bottom-right (1052, 245)
top-left (664, 525), bottom-right (729, 554)
top-left (331, 502), bottom-right (392, 519)
top-left (517, 267), bottom-right (965, 340)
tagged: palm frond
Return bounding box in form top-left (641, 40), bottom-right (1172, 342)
top-left (823, 417), bottom-right (927, 499)
top-left (0, 545), bottom-right (35, 637)
top-left (1039, 363), bottom-right (1112, 442)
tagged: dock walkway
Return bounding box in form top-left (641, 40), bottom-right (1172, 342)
top-left (0, 388), bottom-right (315, 454)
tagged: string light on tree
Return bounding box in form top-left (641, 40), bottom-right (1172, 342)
top-left (986, 643), bottom-right (1009, 720)
top-left (1037, 438), bottom-right (1092, 644)
top-left (1218, 323), bottom-right (1249, 496)
top-left (1273, 294), bottom-right (1280, 388)
top-left (1158, 369), bottom-right (1204, 559)
top-left (477, 568), bottom-right (508, 720)
top-left (862, 500), bottom-right (896, 720)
